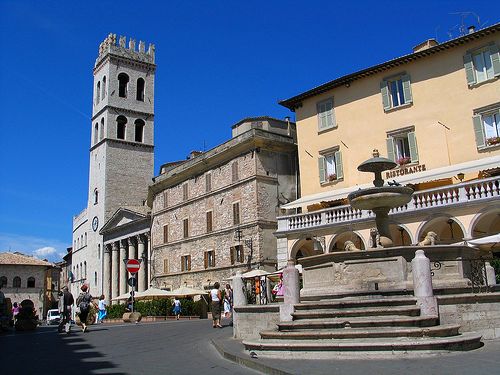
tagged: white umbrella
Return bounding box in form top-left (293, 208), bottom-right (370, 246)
top-left (455, 233), bottom-right (500, 251)
top-left (239, 269), bottom-right (271, 278)
top-left (169, 286), bottom-right (208, 297)
top-left (111, 292), bottom-right (131, 301)
top-left (134, 287), bottom-right (174, 300)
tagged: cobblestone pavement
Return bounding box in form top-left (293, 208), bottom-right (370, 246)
top-left (0, 320), bottom-right (259, 375)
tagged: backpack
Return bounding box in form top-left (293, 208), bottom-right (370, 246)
top-left (77, 293), bottom-right (90, 313)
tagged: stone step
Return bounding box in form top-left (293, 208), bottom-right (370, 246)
top-left (260, 324), bottom-right (461, 340)
top-left (292, 305), bottom-right (420, 320)
top-left (300, 289), bottom-right (413, 302)
top-left (243, 332), bottom-right (482, 354)
top-left (295, 296), bottom-right (418, 310)
top-left (278, 315), bottom-right (438, 331)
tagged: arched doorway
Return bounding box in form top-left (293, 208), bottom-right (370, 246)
top-left (418, 216), bottom-right (465, 244)
top-left (330, 231), bottom-right (365, 251)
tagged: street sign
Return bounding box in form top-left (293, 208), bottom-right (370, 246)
top-left (128, 277), bottom-right (137, 287)
top-left (126, 259), bottom-right (141, 274)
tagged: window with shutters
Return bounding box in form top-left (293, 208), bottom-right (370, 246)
top-left (163, 259), bottom-right (169, 274)
top-left (318, 147), bottom-right (343, 184)
top-left (463, 44), bottom-right (500, 86)
top-left (163, 225), bottom-right (169, 243)
top-left (204, 250), bottom-right (215, 268)
top-left (380, 74), bottom-right (413, 111)
top-left (316, 98), bottom-right (335, 131)
top-left (206, 173), bottom-right (212, 192)
top-left (233, 202), bottom-right (240, 225)
top-left (183, 218), bottom-right (189, 238)
top-left (206, 211), bottom-right (213, 233)
top-left (386, 128), bottom-right (418, 165)
top-left (183, 183), bottom-right (188, 201)
top-left (181, 255), bottom-right (191, 272)
top-left (230, 245), bottom-right (244, 265)
top-left (472, 106), bottom-right (500, 149)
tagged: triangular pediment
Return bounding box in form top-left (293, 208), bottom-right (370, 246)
top-left (100, 207), bottom-right (149, 234)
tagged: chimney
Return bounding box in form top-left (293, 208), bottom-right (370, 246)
top-left (468, 25), bottom-right (476, 34)
top-left (413, 39), bottom-right (439, 53)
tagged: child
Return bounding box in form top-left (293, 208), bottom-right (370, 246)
top-left (97, 295), bottom-right (107, 324)
top-left (172, 297), bottom-right (181, 320)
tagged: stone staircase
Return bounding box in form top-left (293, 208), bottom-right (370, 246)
top-left (242, 294), bottom-right (482, 358)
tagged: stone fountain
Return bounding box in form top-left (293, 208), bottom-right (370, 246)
top-left (348, 149), bottom-right (414, 247)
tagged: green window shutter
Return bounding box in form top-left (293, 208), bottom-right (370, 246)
top-left (318, 156), bottom-right (326, 183)
top-left (386, 138), bottom-right (395, 161)
top-left (334, 151), bottom-right (343, 179)
top-left (317, 102), bottom-right (326, 130)
top-left (489, 45), bottom-right (500, 77)
top-left (463, 53), bottom-right (476, 86)
top-left (408, 131), bottom-right (419, 163)
top-left (326, 100), bottom-right (336, 128)
top-left (401, 74), bottom-right (413, 104)
top-left (380, 81), bottom-right (391, 111)
top-left (473, 114), bottom-right (485, 148)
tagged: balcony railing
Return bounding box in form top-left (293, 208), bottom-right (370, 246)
top-left (277, 176), bottom-right (500, 233)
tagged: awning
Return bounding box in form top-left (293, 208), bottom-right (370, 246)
top-left (282, 155), bottom-right (500, 209)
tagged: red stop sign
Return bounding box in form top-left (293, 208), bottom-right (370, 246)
top-left (126, 259), bottom-right (141, 274)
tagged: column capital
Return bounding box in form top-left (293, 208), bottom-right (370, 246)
top-left (137, 234), bottom-right (146, 244)
top-left (104, 244), bottom-right (112, 254)
top-left (128, 237), bottom-right (136, 247)
top-left (120, 239), bottom-right (127, 248)
top-left (112, 242), bottom-right (119, 251)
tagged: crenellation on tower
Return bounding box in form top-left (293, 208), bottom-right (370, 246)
top-left (95, 33), bottom-right (155, 68)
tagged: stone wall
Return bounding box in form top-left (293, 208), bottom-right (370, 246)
top-left (437, 293), bottom-right (500, 339)
top-left (233, 305), bottom-right (280, 340)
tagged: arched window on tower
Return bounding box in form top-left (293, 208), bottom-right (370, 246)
top-left (118, 73), bottom-right (129, 98)
top-left (94, 189), bottom-right (99, 204)
top-left (117, 116), bottom-right (127, 140)
top-left (135, 119), bottom-right (145, 142)
top-left (136, 78), bottom-right (145, 101)
top-left (84, 261), bottom-right (87, 279)
top-left (94, 123), bottom-right (99, 144)
top-left (102, 76), bottom-right (107, 99)
top-left (85, 232), bottom-right (87, 246)
top-left (96, 81), bottom-right (101, 104)
top-left (100, 118), bottom-right (105, 140)
top-left (0, 276), bottom-right (7, 287)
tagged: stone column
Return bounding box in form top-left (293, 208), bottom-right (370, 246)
top-left (485, 262), bottom-right (497, 286)
top-left (280, 260), bottom-right (300, 322)
top-left (128, 237), bottom-right (136, 292)
top-left (411, 250), bottom-right (438, 316)
top-left (119, 239), bottom-right (127, 297)
top-left (111, 242), bottom-right (119, 304)
top-left (231, 271), bottom-right (247, 338)
top-left (146, 233), bottom-right (151, 287)
top-left (137, 235), bottom-right (146, 292)
top-left (103, 244), bottom-right (112, 301)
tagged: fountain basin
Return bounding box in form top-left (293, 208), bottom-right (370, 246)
top-left (348, 186), bottom-right (413, 211)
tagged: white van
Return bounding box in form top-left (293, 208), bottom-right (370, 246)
top-left (46, 309), bottom-right (60, 325)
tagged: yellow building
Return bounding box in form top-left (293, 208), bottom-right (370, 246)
top-left (275, 23), bottom-right (500, 268)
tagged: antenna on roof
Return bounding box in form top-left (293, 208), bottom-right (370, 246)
top-left (449, 11), bottom-right (485, 36)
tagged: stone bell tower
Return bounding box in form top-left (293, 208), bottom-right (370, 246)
top-left (71, 34), bottom-right (156, 296)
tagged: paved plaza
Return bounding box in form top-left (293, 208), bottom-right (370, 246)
top-left (2, 320), bottom-right (500, 374)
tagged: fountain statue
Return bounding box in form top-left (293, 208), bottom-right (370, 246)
top-left (348, 149), bottom-right (414, 247)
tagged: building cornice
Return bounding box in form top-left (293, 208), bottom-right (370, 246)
top-left (90, 138), bottom-right (154, 152)
top-left (94, 53), bottom-right (156, 75)
top-left (92, 105), bottom-right (154, 122)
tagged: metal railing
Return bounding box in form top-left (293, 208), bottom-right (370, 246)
top-left (431, 257), bottom-right (491, 293)
top-left (277, 176), bottom-right (500, 233)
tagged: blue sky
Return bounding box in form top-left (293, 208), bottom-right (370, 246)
top-left (0, 0), bottom-right (498, 262)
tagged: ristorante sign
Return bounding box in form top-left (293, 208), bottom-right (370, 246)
top-left (385, 164), bottom-right (426, 179)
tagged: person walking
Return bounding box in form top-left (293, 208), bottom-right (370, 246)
top-left (97, 295), bottom-right (107, 324)
top-left (76, 284), bottom-right (94, 333)
top-left (11, 302), bottom-right (20, 324)
top-left (223, 284), bottom-right (233, 319)
top-left (210, 282), bottom-right (222, 328)
top-left (172, 297), bottom-right (181, 320)
top-left (58, 286), bottom-right (74, 334)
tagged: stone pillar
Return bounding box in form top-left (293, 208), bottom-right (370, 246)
top-left (103, 244), bottom-right (112, 301)
top-left (232, 271), bottom-right (246, 338)
top-left (137, 235), bottom-right (146, 292)
top-left (128, 237), bottom-right (136, 292)
top-left (111, 242), bottom-right (119, 304)
top-left (280, 260), bottom-right (300, 322)
top-left (146, 233), bottom-right (151, 287)
top-left (411, 250), bottom-right (438, 316)
top-left (119, 239), bottom-right (127, 297)
top-left (485, 262), bottom-right (497, 286)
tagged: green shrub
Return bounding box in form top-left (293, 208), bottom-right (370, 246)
top-left (106, 304), bottom-right (126, 319)
top-left (105, 298), bottom-right (206, 318)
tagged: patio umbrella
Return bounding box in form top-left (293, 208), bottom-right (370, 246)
top-left (239, 269), bottom-right (271, 278)
top-left (455, 233), bottom-right (500, 251)
top-left (134, 287), bottom-right (174, 301)
top-left (169, 286), bottom-right (208, 298)
top-left (110, 292), bottom-right (131, 301)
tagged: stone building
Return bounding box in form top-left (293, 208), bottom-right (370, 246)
top-left (148, 117), bottom-right (298, 290)
top-left (0, 252), bottom-right (58, 319)
top-left (275, 23), bottom-right (500, 268)
top-left (70, 34), bottom-right (155, 302)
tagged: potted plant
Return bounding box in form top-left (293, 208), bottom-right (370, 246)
top-left (396, 156), bottom-right (411, 166)
top-left (486, 136), bottom-right (500, 146)
top-left (328, 173), bottom-right (337, 182)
